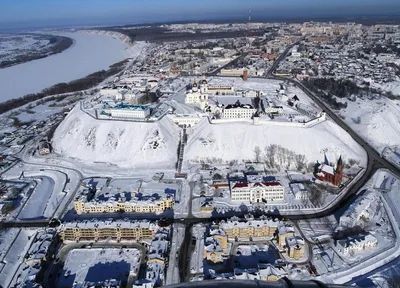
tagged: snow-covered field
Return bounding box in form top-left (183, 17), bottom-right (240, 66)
top-left (52, 106), bottom-right (180, 169)
top-left (0, 34), bottom-right (51, 62)
top-left (0, 32), bottom-right (145, 102)
top-left (340, 97), bottom-right (400, 158)
top-left (184, 118), bottom-right (367, 167)
top-left (58, 248), bottom-right (141, 288)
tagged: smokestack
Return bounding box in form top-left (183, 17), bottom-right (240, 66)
top-left (243, 70), bottom-right (248, 81)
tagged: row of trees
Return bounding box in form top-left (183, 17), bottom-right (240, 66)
top-left (304, 78), bottom-right (362, 99)
top-left (254, 144), bottom-right (309, 172)
top-left (0, 59), bottom-right (128, 115)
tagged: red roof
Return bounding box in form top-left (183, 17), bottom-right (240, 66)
top-left (261, 182), bottom-right (282, 187)
top-left (232, 182), bottom-right (282, 189)
top-left (232, 183), bottom-right (248, 188)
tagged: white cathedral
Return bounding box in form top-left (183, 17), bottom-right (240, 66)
top-left (184, 78), bottom-right (209, 110)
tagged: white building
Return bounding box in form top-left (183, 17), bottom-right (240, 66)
top-left (231, 182), bottom-right (285, 203)
top-left (337, 234), bottom-right (378, 257)
top-left (221, 68), bottom-right (244, 77)
top-left (203, 84), bottom-right (235, 95)
top-left (100, 86), bottom-right (119, 96)
top-left (266, 106), bottom-right (284, 115)
top-left (185, 82), bottom-right (208, 110)
top-left (171, 114), bottom-right (203, 127)
top-left (223, 103), bottom-right (256, 119)
top-left (39, 141), bottom-right (51, 155)
top-left (114, 90), bottom-right (141, 104)
top-left (103, 104), bottom-right (150, 119)
top-left (290, 183), bottom-right (308, 200)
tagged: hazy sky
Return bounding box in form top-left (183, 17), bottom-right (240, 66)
top-left (1, 0), bottom-right (400, 29)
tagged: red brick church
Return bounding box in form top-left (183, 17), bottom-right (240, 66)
top-left (314, 155), bottom-right (343, 186)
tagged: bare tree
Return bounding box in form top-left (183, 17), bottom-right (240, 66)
top-left (295, 154), bottom-right (307, 171)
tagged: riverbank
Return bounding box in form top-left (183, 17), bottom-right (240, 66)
top-left (0, 58), bottom-right (129, 115)
top-left (0, 32), bottom-right (135, 102)
top-left (0, 34), bottom-right (74, 69)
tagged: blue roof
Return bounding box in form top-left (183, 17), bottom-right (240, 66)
top-left (113, 103), bottom-right (150, 111)
top-left (263, 176), bottom-right (276, 182)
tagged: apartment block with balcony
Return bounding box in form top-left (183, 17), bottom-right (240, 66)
top-left (59, 220), bottom-right (160, 242)
top-left (219, 217), bottom-right (282, 240)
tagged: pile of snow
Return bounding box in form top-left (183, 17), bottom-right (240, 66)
top-left (185, 119), bottom-right (366, 168)
top-left (52, 106), bottom-right (180, 168)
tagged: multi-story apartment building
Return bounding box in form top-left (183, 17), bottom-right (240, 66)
top-left (337, 234), bottom-right (378, 257)
top-left (219, 218), bottom-right (281, 240)
top-left (223, 103), bottom-right (256, 119)
top-left (204, 229), bottom-right (229, 263)
top-left (286, 235), bottom-right (305, 260)
top-left (74, 197), bottom-right (173, 215)
top-left (220, 68), bottom-right (245, 77)
top-left (59, 220), bottom-right (160, 242)
top-left (278, 224), bottom-right (295, 247)
top-left (102, 104), bottom-right (150, 119)
top-left (258, 264), bottom-right (288, 281)
top-left (231, 182), bottom-right (285, 203)
top-left (170, 114), bottom-right (203, 128)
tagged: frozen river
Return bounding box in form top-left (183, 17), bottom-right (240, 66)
top-left (0, 32), bottom-right (132, 103)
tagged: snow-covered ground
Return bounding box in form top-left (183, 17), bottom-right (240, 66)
top-left (190, 224), bottom-right (206, 275)
top-left (2, 163), bottom-right (81, 220)
top-left (58, 248), bottom-right (141, 288)
top-left (297, 169), bottom-right (400, 284)
top-left (339, 96), bottom-right (400, 167)
top-left (184, 118), bottom-right (366, 167)
top-left (166, 223), bottom-right (186, 285)
top-left (52, 105), bottom-right (180, 169)
top-left (0, 228), bottom-right (37, 288)
top-left (0, 32), bottom-right (146, 102)
top-left (0, 34), bottom-right (52, 62)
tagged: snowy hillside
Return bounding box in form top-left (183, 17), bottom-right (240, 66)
top-left (184, 119), bottom-right (367, 169)
top-left (52, 106), bottom-right (180, 168)
top-left (340, 97), bottom-right (400, 154)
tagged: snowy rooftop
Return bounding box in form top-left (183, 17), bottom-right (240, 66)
top-left (278, 224), bottom-right (295, 235)
top-left (60, 219), bottom-right (160, 230)
top-left (77, 189), bottom-right (173, 207)
top-left (232, 182), bottom-right (282, 189)
top-left (285, 235), bottom-right (305, 247)
top-left (337, 234), bottom-right (377, 249)
top-left (258, 264), bottom-right (287, 276)
top-left (108, 103), bottom-right (150, 111)
top-left (339, 190), bottom-right (380, 227)
top-left (220, 218), bottom-right (282, 230)
top-left (148, 230), bottom-right (170, 260)
top-left (320, 164), bottom-right (335, 175)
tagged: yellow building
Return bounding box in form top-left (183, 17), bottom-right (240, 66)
top-left (59, 220), bottom-right (160, 242)
top-left (203, 230), bottom-right (229, 263)
top-left (286, 236), bottom-right (305, 260)
top-left (74, 198), bottom-right (173, 215)
top-left (258, 264), bottom-right (287, 281)
top-left (278, 225), bottom-right (295, 247)
top-left (220, 218), bottom-right (281, 240)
